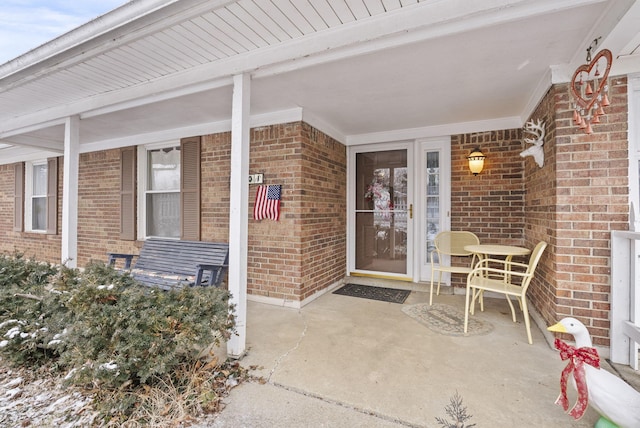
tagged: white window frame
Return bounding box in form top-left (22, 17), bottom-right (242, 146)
top-left (137, 141), bottom-right (181, 240)
top-left (24, 159), bottom-right (48, 233)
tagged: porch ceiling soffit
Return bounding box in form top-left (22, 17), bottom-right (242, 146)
top-left (0, 0), bottom-right (630, 155)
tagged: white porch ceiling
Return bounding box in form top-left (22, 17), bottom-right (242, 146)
top-left (1, 0), bottom-right (640, 162)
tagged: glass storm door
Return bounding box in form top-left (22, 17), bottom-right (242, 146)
top-left (354, 148), bottom-right (410, 277)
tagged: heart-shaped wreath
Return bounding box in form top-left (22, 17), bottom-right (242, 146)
top-left (570, 49), bottom-right (612, 134)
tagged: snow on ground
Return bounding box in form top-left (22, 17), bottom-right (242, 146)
top-left (0, 361), bottom-right (98, 427)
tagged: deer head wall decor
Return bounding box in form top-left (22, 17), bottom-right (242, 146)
top-left (520, 119), bottom-right (545, 168)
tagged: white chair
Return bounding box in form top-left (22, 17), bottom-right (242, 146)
top-left (464, 241), bottom-right (547, 344)
top-left (429, 231), bottom-right (480, 305)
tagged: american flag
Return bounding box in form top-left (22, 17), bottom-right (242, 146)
top-left (254, 184), bottom-right (281, 221)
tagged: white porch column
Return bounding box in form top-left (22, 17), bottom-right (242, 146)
top-left (61, 115), bottom-right (80, 268)
top-left (227, 73), bottom-right (250, 358)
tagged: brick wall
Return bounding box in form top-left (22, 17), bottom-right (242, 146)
top-left (450, 130), bottom-right (527, 287)
top-left (0, 122), bottom-right (344, 304)
top-left (247, 122), bottom-right (347, 302)
top-left (77, 150), bottom-right (139, 267)
top-left (298, 123), bottom-right (347, 300)
top-left (201, 132), bottom-right (232, 242)
top-left (542, 77), bottom-right (629, 347)
top-left (521, 86), bottom-right (558, 328)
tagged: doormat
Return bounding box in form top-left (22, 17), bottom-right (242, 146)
top-left (333, 283), bottom-right (411, 304)
top-left (402, 303), bottom-right (493, 336)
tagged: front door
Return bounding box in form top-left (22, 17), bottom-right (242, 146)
top-left (349, 138), bottom-right (450, 282)
top-left (351, 145), bottom-right (412, 279)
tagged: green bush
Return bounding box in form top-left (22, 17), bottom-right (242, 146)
top-left (0, 254), bottom-right (237, 422)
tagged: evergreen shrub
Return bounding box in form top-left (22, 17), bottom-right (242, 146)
top-left (0, 254), bottom-right (238, 422)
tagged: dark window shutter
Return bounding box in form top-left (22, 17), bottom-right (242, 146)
top-left (46, 157), bottom-right (58, 235)
top-left (181, 136), bottom-right (201, 241)
top-left (120, 147), bottom-right (136, 240)
top-left (13, 162), bottom-right (24, 232)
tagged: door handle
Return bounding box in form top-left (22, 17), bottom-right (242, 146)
top-left (409, 204), bottom-right (413, 219)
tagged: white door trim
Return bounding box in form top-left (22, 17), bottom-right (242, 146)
top-left (415, 137), bottom-right (451, 282)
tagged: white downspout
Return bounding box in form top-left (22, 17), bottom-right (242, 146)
top-left (227, 73), bottom-right (250, 358)
top-left (61, 115), bottom-right (80, 268)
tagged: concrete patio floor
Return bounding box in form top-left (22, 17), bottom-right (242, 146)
top-left (211, 283), bottom-right (632, 427)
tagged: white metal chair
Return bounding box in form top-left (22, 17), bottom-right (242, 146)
top-left (464, 241), bottom-right (547, 344)
top-left (429, 231), bottom-right (480, 305)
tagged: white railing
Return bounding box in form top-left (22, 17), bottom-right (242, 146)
top-left (610, 230), bottom-right (640, 369)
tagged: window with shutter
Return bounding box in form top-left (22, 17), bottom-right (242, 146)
top-left (137, 142), bottom-right (181, 239)
top-left (23, 159), bottom-right (57, 233)
top-left (134, 138), bottom-right (202, 241)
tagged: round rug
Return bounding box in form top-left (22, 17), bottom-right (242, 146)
top-left (402, 303), bottom-right (493, 336)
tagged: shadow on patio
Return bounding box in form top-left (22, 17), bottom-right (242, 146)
top-left (213, 286), bottom-right (605, 427)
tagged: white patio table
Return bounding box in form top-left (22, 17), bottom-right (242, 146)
top-left (463, 244), bottom-right (532, 306)
top-left (464, 244), bottom-right (531, 263)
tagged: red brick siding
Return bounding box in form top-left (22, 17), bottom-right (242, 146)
top-left (299, 123), bottom-right (347, 300)
top-left (545, 77), bottom-right (629, 347)
top-left (247, 123), bottom-right (303, 300)
top-left (450, 130), bottom-right (527, 287)
top-left (521, 86), bottom-right (558, 329)
top-left (77, 150), bottom-right (139, 267)
top-left (246, 122), bottom-right (346, 301)
top-left (201, 132), bottom-right (232, 242)
top-left (0, 123), bottom-right (344, 304)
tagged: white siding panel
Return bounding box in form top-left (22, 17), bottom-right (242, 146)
top-left (74, 62), bottom-right (136, 90)
top-left (57, 70), bottom-right (113, 94)
top-left (344, 0), bottom-right (370, 19)
top-left (168, 24), bottom-right (222, 62)
top-left (194, 14), bottom-right (248, 55)
top-left (271, 0), bottom-right (316, 35)
top-left (251, 0), bottom-right (304, 38)
top-left (163, 27), bottom-right (217, 63)
top-left (307, 0), bottom-right (342, 27)
top-left (291, 0), bottom-right (329, 31)
top-left (325, 0), bottom-right (356, 23)
top-left (207, 10), bottom-right (259, 51)
top-left (381, 0), bottom-right (401, 11)
top-left (225, 2), bottom-right (281, 45)
top-left (90, 55), bottom-right (152, 85)
top-left (237, 0), bottom-right (293, 42)
top-left (118, 44), bottom-right (183, 76)
top-left (215, 7), bottom-right (269, 48)
top-left (180, 20), bottom-right (232, 59)
top-left (363, 0), bottom-right (385, 15)
top-left (147, 32), bottom-right (204, 67)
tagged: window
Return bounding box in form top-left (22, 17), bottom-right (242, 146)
top-left (14, 158), bottom-right (57, 234)
top-left (28, 162), bottom-right (48, 231)
top-left (140, 144), bottom-right (181, 239)
top-left (133, 137), bottom-right (200, 240)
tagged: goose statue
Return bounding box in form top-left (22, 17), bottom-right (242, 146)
top-left (547, 317), bottom-right (640, 428)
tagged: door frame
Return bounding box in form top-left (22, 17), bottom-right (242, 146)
top-left (416, 137), bottom-right (451, 282)
top-left (347, 137), bottom-right (451, 283)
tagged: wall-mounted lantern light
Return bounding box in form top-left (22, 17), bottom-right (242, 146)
top-left (467, 148), bottom-right (486, 175)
